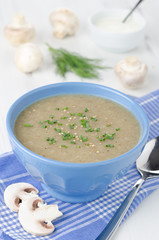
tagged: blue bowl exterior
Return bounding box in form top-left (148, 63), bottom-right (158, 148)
top-left (6, 82), bottom-right (149, 202)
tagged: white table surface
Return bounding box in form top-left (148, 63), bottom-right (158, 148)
top-left (0, 0), bottom-right (159, 239)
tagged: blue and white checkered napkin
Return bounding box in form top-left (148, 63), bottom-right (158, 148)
top-left (0, 90), bottom-right (159, 240)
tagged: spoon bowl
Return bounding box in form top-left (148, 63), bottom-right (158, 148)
top-left (137, 137), bottom-right (159, 176)
top-left (96, 136), bottom-right (159, 240)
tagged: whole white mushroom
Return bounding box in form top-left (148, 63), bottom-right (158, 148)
top-left (4, 13), bottom-right (35, 46)
top-left (115, 56), bottom-right (148, 89)
top-left (49, 8), bottom-right (79, 39)
top-left (15, 43), bottom-right (43, 73)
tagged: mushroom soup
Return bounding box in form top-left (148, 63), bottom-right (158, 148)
top-left (14, 95), bottom-right (140, 163)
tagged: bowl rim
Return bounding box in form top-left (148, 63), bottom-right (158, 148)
top-left (88, 8), bottom-right (147, 36)
top-left (6, 82), bottom-right (149, 168)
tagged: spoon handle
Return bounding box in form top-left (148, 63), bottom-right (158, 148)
top-left (96, 177), bottom-right (145, 240)
top-left (122, 0), bottom-right (144, 23)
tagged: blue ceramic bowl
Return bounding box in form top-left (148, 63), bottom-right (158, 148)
top-left (6, 82), bottom-right (149, 203)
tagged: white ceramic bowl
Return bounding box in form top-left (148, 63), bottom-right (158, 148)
top-left (88, 9), bottom-right (147, 53)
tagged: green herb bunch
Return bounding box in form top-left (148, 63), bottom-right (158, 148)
top-left (47, 44), bottom-right (109, 79)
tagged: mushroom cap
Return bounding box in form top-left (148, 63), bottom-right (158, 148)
top-left (4, 13), bottom-right (35, 46)
top-left (115, 56), bottom-right (148, 89)
top-left (18, 197), bottom-right (56, 236)
top-left (49, 8), bottom-right (79, 39)
top-left (4, 182), bottom-right (39, 212)
top-left (15, 43), bottom-right (43, 73)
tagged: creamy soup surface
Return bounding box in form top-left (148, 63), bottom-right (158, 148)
top-left (15, 95), bottom-right (141, 163)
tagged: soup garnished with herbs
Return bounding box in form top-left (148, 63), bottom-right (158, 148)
top-left (14, 95), bottom-right (140, 163)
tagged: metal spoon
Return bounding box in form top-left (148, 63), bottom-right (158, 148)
top-left (122, 0), bottom-right (144, 23)
top-left (96, 137), bottom-right (159, 240)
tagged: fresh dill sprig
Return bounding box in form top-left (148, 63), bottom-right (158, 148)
top-left (47, 44), bottom-right (110, 79)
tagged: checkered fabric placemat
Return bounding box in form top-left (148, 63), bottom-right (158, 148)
top-left (0, 89), bottom-right (159, 240)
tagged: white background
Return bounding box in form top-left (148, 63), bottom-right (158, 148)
top-left (0, 0), bottom-right (159, 239)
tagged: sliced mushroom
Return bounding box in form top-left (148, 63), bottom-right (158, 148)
top-left (115, 56), bottom-right (148, 89)
top-left (4, 13), bottom-right (35, 46)
top-left (4, 182), bottom-right (38, 212)
top-left (18, 196), bottom-right (63, 236)
top-left (15, 43), bottom-right (43, 73)
top-left (49, 8), bottom-right (79, 39)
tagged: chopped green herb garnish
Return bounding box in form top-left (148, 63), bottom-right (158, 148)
top-left (77, 113), bottom-right (83, 116)
top-left (61, 116), bottom-right (68, 119)
top-left (47, 120), bottom-right (53, 125)
top-left (63, 107), bottom-right (68, 110)
top-left (23, 124), bottom-right (33, 127)
top-left (85, 128), bottom-right (94, 132)
top-left (56, 108), bottom-right (60, 110)
top-left (85, 143), bottom-right (89, 146)
top-left (70, 141), bottom-right (76, 144)
top-left (50, 114), bottom-right (54, 119)
top-left (85, 108), bottom-right (88, 112)
top-left (79, 135), bottom-right (88, 142)
top-left (106, 124), bottom-right (111, 127)
top-left (42, 125), bottom-right (47, 128)
top-left (70, 113), bottom-right (75, 116)
top-left (69, 123), bottom-right (75, 129)
top-left (61, 145), bottom-right (68, 148)
top-left (46, 137), bottom-right (56, 144)
top-left (91, 117), bottom-right (97, 121)
top-left (106, 133), bottom-right (116, 140)
top-left (106, 144), bottom-right (114, 148)
top-left (62, 132), bottom-right (74, 140)
top-left (96, 128), bottom-right (100, 132)
top-left (58, 123), bottom-right (63, 126)
top-left (54, 128), bottom-right (61, 133)
top-left (53, 120), bottom-right (57, 124)
top-left (98, 132), bottom-right (107, 141)
top-left (116, 128), bottom-right (120, 131)
top-left (82, 137), bottom-right (88, 142)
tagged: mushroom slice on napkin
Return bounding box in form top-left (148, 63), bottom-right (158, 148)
top-left (18, 196), bottom-right (63, 236)
top-left (4, 182), bottom-right (39, 212)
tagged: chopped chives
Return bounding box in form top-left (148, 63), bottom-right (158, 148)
top-left (85, 128), bottom-right (94, 132)
top-left (96, 128), bottom-right (100, 132)
top-left (116, 128), bottom-right (120, 131)
top-left (91, 117), bottom-right (97, 121)
top-left (50, 114), bottom-right (54, 119)
top-left (23, 124), bottom-right (33, 127)
top-left (63, 107), bottom-right (68, 110)
top-left (61, 116), bottom-right (68, 119)
top-left (54, 128), bottom-right (61, 133)
top-left (79, 135), bottom-right (88, 142)
top-left (42, 125), bottom-right (47, 128)
top-left (85, 108), bottom-right (88, 112)
top-left (106, 144), bottom-right (114, 148)
top-left (70, 141), bottom-right (76, 144)
top-left (61, 145), bottom-right (68, 148)
top-left (106, 124), bottom-right (111, 127)
top-left (77, 113), bottom-right (83, 116)
top-left (70, 113), bottom-right (75, 116)
top-left (58, 123), bottom-right (63, 126)
top-left (53, 120), bottom-right (57, 124)
top-left (56, 108), bottom-right (60, 110)
top-left (46, 137), bottom-right (56, 144)
top-left (69, 123), bottom-right (75, 129)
